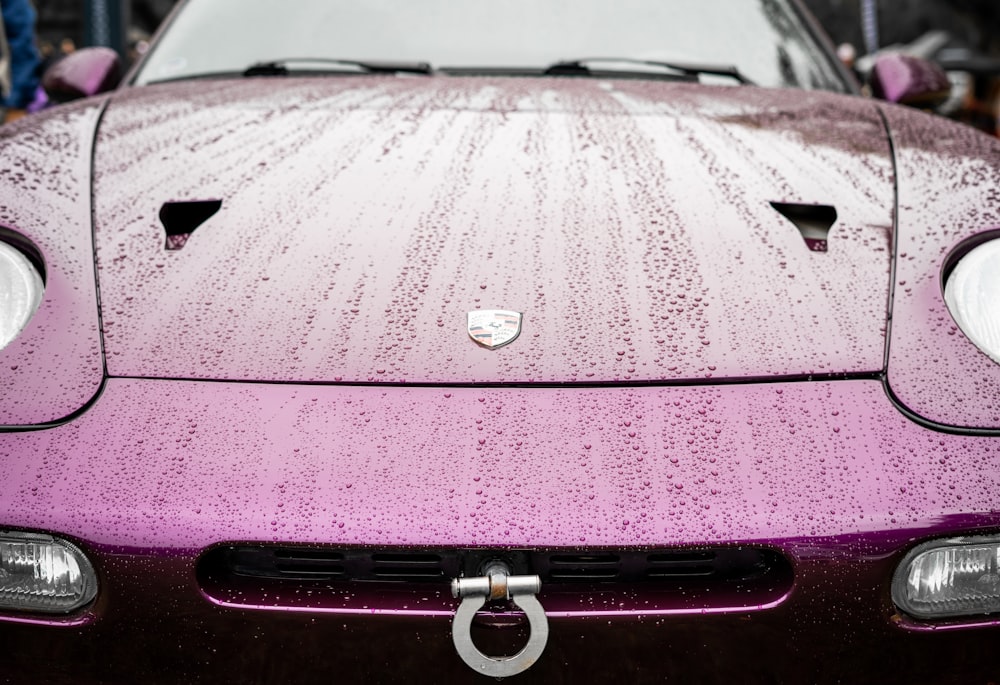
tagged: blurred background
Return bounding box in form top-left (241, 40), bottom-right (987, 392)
top-left (803, 0), bottom-right (999, 133)
top-left (24, 0), bottom-right (1000, 134)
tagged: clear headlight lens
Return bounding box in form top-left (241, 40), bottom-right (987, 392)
top-left (0, 532), bottom-right (98, 614)
top-left (944, 239), bottom-right (1000, 364)
top-left (893, 537), bottom-right (1000, 619)
top-left (0, 240), bottom-right (44, 352)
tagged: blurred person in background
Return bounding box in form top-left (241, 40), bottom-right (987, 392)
top-left (1, 0), bottom-right (41, 123)
top-left (0, 12), bottom-right (10, 120)
top-left (38, 36), bottom-right (72, 72)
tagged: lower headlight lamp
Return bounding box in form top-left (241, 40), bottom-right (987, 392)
top-left (893, 536), bottom-right (1000, 619)
top-left (0, 532), bottom-right (98, 614)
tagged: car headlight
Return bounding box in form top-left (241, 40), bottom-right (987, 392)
top-left (944, 238), bottom-right (1000, 364)
top-left (0, 240), bottom-right (44, 352)
top-left (0, 532), bottom-right (98, 614)
top-left (893, 536), bottom-right (1000, 619)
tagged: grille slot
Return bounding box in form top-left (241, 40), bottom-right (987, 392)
top-left (371, 552), bottom-right (447, 581)
top-left (646, 551), bottom-right (716, 578)
top-left (229, 547), bottom-right (346, 580)
top-left (547, 553), bottom-right (621, 581)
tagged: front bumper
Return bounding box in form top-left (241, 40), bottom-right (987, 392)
top-left (1, 378), bottom-right (999, 683)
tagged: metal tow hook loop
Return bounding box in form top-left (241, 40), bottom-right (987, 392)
top-left (451, 561), bottom-right (549, 678)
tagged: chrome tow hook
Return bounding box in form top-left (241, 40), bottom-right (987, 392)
top-left (451, 561), bottom-right (549, 678)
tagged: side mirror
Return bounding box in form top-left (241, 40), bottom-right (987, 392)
top-left (870, 53), bottom-right (951, 108)
top-left (42, 47), bottom-right (122, 103)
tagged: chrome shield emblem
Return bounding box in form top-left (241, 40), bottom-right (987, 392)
top-left (467, 310), bottom-right (522, 349)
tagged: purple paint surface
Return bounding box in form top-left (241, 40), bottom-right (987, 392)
top-left (0, 34), bottom-right (997, 683)
top-left (92, 79), bottom-right (894, 384)
top-left (882, 102), bottom-right (1000, 429)
top-left (0, 101), bottom-right (106, 426)
top-left (2, 378), bottom-right (996, 551)
top-left (2, 375), bottom-right (1000, 684)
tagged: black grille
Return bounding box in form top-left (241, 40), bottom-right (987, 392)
top-left (198, 545), bottom-right (793, 614)
top-left (204, 545), bottom-right (784, 587)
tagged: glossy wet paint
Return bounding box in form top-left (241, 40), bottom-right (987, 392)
top-left (92, 78), bottom-right (893, 384)
top-left (881, 103), bottom-right (1000, 429)
top-left (1, 53), bottom-right (999, 685)
top-left (6, 379), bottom-right (998, 550)
top-left (2, 379), bottom-right (1000, 682)
top-left (0, 102), bottom-right (105, 426)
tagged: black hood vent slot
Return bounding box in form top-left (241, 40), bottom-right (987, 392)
top-left (160, 199), bottom-right (223, 251)
top-left (770, 201), bottom-right (837, 253)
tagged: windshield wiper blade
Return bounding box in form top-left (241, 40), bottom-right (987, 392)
top-left (243, 58), bottom-right (433, 77)
top-left (544, 58), bottom-right (755, 85)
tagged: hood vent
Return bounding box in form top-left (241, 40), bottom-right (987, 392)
top-left (770, 202), bottom-right (837, 253)
top-left (160, 199), bottom-right (223, 251)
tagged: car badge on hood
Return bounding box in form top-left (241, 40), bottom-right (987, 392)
top-left (468, 310), bottom-right (522, 349)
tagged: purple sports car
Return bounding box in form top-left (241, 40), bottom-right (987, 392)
top-left (2, 0), bottom-right (1000, 682)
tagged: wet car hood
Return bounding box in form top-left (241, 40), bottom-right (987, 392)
top-left (92, 77), bottom-right (894, 384)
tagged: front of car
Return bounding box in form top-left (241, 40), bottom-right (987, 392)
top-left (2, 1), bottom-right (1000, 682)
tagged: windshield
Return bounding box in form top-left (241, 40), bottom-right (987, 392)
top-left (135, 0), bottom-right (848, 92)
